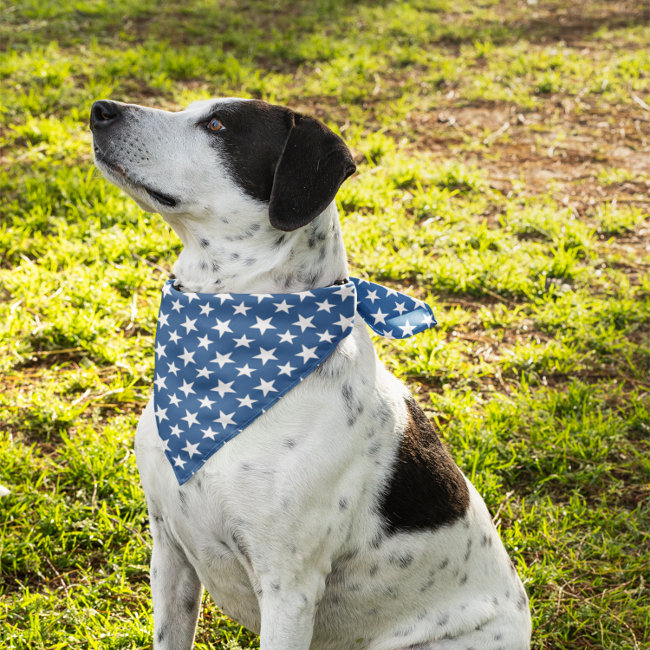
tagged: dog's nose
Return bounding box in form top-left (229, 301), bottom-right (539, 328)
top-left (90, 100), bottom-right (121, 130)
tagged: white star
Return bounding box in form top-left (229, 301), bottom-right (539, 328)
top-left (169, 424), bottom-right (183, 437)
top-left (294, 314), bottom-right (315, 332)
top-left (371, 308), bottom-right (388, 325)
top-left (199, 302), bottom-right (214, 317)
top-left (334, 313), bottom-right (355, 330)
top-left (197, 333), bottom-right (212, 350)
top-left (169, 330), bottom-right (181, 344)
top-left (237, 363), bottom-right (255, 377)
top-left (179, 347), bottom-right (196, 366)
top-left (212, 318), bottom-right (233, 337)
top-left (234, 333), bottom-right (253, 348)
top-left (182, 440), bottom-right (201, 458)
top-left (158, 312), bottom-right (170, 327)
top-left (171, 299), bottom-right (183, 312)
top-left (255, 378), bottom-right (277, 396)
top-left (316, 299), bottom-right (334, 312)
top-left (298, 290), bottom-right (315, 301)
top-left (202, 426), bottom-right (218, 440)
top-left (295, 345), bottom-right (318, 363)
top-left (173, 455), bottom-right (186, 468)
top-left (252, 293), bottom-right (273, 303)
top-left (278, 329), bottom-right (297, 344)
top-left (160, 438), bottom-right (170, 452)
top-left (318, 330), bottom-right (335, 343)
top-left (237, 394), bottom-right (256, 408)
top-left (169, 394), bottom-right (181, 407)
top-left (155, 406), bottom-right (168, 422)
top-left (254, 347), bottom-right (278, 365)
top-left (211, 351), bottom-right (234, 368)
top-left (335, 284), bottom-right (356, 300)
top-left (233, 301), bottom-right (252, 316)
top-left (250, 316), bottom-right (275, 335)
top-left (277, 361), bottom-right (296, 376)
top-left (185, 292), bottom-right (199, 303)
top-left (167, 361), bottom-right (179, 376)
top-left (273, 299), bottom-right (293, 314)
top-left (399, 320), bottom-right (416, 336)
top-left (211, 379), bottom-right (235, 398)
top-left (154, 375), bottom-right (167, 390)
top-left (181, 409), bottom-right (199, 427)
top-left (196, 366), bottom-right (213, 379)
top-left (217, 293), bottom-right (233, 304)
top-left (393, 301), bottom-right (408, 315)
top-left (198, 395), bottom-right (216, 409)
top-left (215, 410), bottom-right (236, 428)
top-left (155, 342), bottom-right (167, 358)
top-left (365, 289), bottom-right (380, 303)
top-left (178, 380), bottom-right (195, 397)
top-left (162, 283), bottom-right (172, 296)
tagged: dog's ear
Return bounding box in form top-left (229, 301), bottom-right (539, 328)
top-left (268, 115), bottom-right (356, 232)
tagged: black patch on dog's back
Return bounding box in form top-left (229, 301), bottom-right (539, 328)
top-left (379, 396), bottom-right (469, 534)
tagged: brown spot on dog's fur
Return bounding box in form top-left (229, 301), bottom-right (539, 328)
top-left (378, 395), bottom-right (469, 534)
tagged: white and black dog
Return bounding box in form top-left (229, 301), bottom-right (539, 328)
top-left (90, 97), bottom-right (531, 650)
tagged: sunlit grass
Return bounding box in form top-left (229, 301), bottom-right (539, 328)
top-left (1, 0), bottom-right (649, 648)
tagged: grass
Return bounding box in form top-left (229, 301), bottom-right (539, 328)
top-left (1, 0), bottom-right (649, 648)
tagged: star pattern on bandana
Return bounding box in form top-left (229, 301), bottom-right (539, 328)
top-left (154, 277), bottom-right (436, 484)
top-left (154, 281), bottom-right (356, 484)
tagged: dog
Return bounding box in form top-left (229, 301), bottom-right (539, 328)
top-left (90, 97), bottom-right (532, 650)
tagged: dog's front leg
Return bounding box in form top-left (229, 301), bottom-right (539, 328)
top-left (150, 525), bottom-right (202, 650)
top-left (257, 574), bottom-right (322, 650)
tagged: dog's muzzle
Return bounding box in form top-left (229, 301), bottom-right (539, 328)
top-left (90, 100), bottom-right (179, 209)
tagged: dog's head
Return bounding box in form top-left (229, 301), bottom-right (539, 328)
top-left (90, 98), bottom-right (356, 232)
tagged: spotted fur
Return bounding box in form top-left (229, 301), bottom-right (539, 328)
top-left (91, 97), bottom-right (531, 650)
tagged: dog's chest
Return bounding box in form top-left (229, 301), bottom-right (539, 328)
top-left (135, 328), bottom-right (402, 620)
top-left (135, 395), bottom-right (324, 629)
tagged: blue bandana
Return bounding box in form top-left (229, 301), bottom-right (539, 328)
top-left (153, 278), bottom-right (436, 484)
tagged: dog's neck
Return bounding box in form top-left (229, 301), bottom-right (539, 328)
top-left (165, 202), bottom-right (349, 294)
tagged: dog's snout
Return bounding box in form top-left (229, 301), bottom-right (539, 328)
top-left (90, 100), bottom-right (122, 131)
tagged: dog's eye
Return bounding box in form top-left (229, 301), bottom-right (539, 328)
top-left (207, 118), bottom-right (224, 132)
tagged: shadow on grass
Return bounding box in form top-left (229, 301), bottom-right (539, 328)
top-left (3, 0), bottom-right (649, 64)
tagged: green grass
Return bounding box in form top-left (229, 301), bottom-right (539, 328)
top-left (1, 0), bottom-right (649, 648)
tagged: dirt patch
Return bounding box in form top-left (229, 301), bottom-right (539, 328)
top-left (438, 0), bottom-right (650, 46)
top-left (506, 0), bottom-right (650, 45)
top-left (405, 95), bottom-right (650, 231)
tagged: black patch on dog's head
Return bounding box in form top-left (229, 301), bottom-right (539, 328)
top-left (208, 100), bottom-right (294, 203)
top-left (207, 100), bottom-right (356, 232)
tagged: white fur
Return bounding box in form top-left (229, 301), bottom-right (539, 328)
top-left (93, 98), bottom-right (531, 650)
